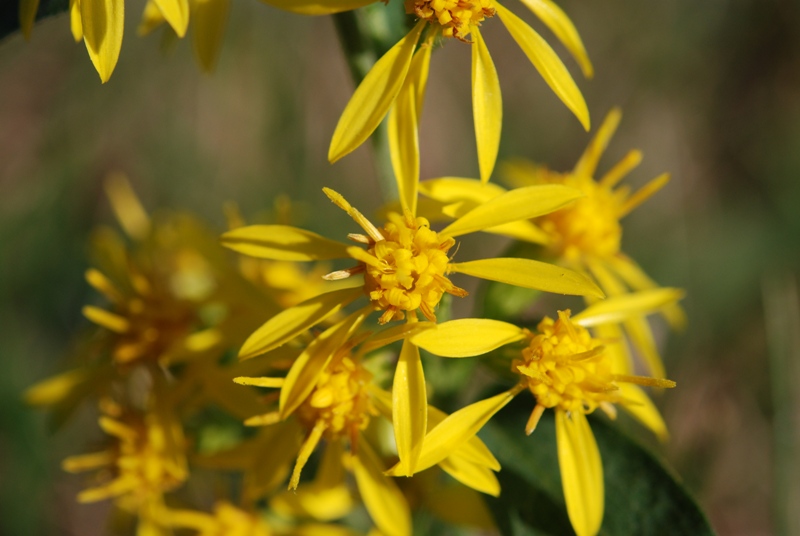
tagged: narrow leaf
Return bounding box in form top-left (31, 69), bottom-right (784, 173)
top-left (412, 318), bottom-right (524, 358)
top-left (472, 28), bottom-right (502, 183)
top-left (449, 257), bottom-right (604, 298)
top-left (221, 224), bottom-right (351, 261)
top-left (497, 4), bottom-right (589, 131)
top-left (329, 20), bottom-right (425, 163)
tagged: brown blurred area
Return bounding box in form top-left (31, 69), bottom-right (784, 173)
top-left (1, 0), bottom-right (799, 534)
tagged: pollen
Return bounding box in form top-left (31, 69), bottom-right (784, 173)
top-left (406, 0), bottom-right (496, 41)
top-left (296, 356), bottom-right (378, 443)
top-left (538, 176), bottom-right (623, 260)
top-left (362, 212), bottom-right (467, 324)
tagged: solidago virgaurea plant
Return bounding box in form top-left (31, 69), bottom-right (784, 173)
top-left (10, 0), bottom-right (718, 534)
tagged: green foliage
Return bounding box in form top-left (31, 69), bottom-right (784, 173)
top-left (482, 397), bottom-right (715, 536)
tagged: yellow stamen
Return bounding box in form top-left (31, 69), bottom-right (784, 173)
top-left (406, 0), bottom-right (497, 42)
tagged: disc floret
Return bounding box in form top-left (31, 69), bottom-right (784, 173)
top-left (407, 0), bottom-right (497, 41)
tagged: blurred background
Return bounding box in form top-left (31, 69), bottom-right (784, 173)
top-left (1, 0), bottom-right (799, 534)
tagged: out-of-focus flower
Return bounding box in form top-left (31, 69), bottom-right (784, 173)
top-left (410, 295), bottom-right (680, 536)
top-left (221, 166), bottom-right (601, 474)
top-left (62, 401), bottom-right (187, 535)
top-left (327, 0), bottom-right (593, 183)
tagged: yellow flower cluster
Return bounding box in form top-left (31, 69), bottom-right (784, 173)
top-left (20, 2), bottom-right (689, 536)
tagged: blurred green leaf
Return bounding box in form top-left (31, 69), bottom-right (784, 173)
top-left (482, 398), bottom-right (715, 535)
top-left (0, 0), bottom-right (68, 40)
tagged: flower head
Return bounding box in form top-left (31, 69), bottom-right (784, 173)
top-left (407, 0), bottom-right (497, 41)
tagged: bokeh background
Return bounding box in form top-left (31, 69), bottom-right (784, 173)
top-left (1, 0), bottom-right (799, 534)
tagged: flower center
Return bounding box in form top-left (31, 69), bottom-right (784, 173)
top-left (364, 212), bottom-right (466, 324)
top-left (406, 0), bottom-right (496, 41)
top-left (296, 356), bottom-right (377, 441)
top-left (538, 177), bottom-right (622, 260)
top-left (513, 310), bottom-right (614, 415)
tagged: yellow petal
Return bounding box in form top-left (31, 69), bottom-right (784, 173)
top-left (24, 369), bottom-right (87, 406)
top-left (440, 184), bottom-right (582, 237)
top-left (483, 220), bottom-right (552, 245)
top-left (411, 318), bottom-right (524, 358)
top-left (233, 376), bottom-right (285, 388)
top-left (555, 410), bottom-right (603, 536)
top-left (419, 176), bottom-right (507, 203)
top-left (329, 20), bottom-right (425, 163)
top-left (221, 225), bottom-right (351, 261)
top-left (389, 46), bottom-right (431, 216)
top-left (387, 388), bottom-right (519, 475)
top-left (192, 0), bottom-right (230, 72)
top-left (259, 0), bottom-right (376, 15)
top-left (70, 0), bottom-right (84, 41)
top-left (448, 258), bottom-right (604, 298)
top-left (617, 173), bottom-right (670, 218)
top-left (280, 307), bottom-right (369, 418)
top-left (62, 450), bottom-right (114, 472)
top-left (471, 27), bottom-right (502, 183)
top-left (290, 422), bottom-right (326, 490)
top-left (518, 0), bottom-right (593, 78)
top-left (618, 384), bottom-right (669, 441)
top-left (153, 0), bottom-right (189, 37)
top-left (238, 287), bottom-right (362, 360)
top-left (82, 305), bottom-right (130, 333)
top-left (573, 108), bottom-right (620, 178)
top-left (572, 288), bottom-right (685, 327)
top-left (438, 455), bottom-right (500, 496)
top-left (81, 0), bottom-right (125, 83)
top-left (622, 316), bottom-right (665, 379)
top-left (351, 441), bottom-right (411, 536)
top-left (19, 0), bottom-right (40, 40)
top-left (358, 321), bottom-right (434, 356)
top-left (392, 339), bottom-right (427, 475)
top-left (104, 173), bottom-right (150, 240)
top-left (496, 4), bottom-right (589, 131)
top-left (428, 405), bottom-right (500, 470)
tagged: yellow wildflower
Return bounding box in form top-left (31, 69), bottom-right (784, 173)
top-left (409, 294), bottom-right (680, 536)
top-left (62, 404), bottom-right (187, 535)
top-left (222, 166), bottom-right (602, 474)
top-left (327, 0), bottom-right (593, 183)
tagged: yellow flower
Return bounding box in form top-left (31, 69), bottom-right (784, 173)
top-left (418, 108), bottom-right (686, 378)
top-left (222, 169), bottom-right (602, 474)
top-left (166, 502), bottom-right (273, 536)
top-left (232, 321), bottom-right (502, 536)
top-left (409, 295), bottom-right (680, 536)
top-left (327, 0), bottom-right (593, 183)
top-left (62, 403), bottom-right (187, 534)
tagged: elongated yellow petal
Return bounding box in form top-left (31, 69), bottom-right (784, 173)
top-left (24, 369), bottom-right (87, 406)
top-left (496, 4), bottom-right (589, 131)
top-left (393, 339), bottom-right (427, 475)
top-left (389, 43), bottom-right (431, 216)
top-left (19, 0), bottom-right (40, 40)
top-left (471, 28), bottom-right (502, 183)
top-left (412, 318), bottom-right (524, 357)
top-left (448, 258), bottom-right (604, 298)
top-left (573, 288), bottom-right (685, 327)
top-left (62, 450), bottom-right (114, 472)
top-left (233, 376), bottom-right (285, 388)
top-left (221, 225), bottom-right (351, 261)
top-left (573, 108), bottom-right (620, 178)
top-left (81, 0), bottom-right (125, 83)
top-left (70, 0), bottom-right (84, 41)
top-left (192, 0), bottom-right (230, 72)
top-left (290, 421), bottom-right (326, 490)
top-left (259, 0), bottom-right (375, 15)
top-left (439, 455), bottom-right (501, 496)
top-left (387, 388), bottom-right (519, 475)
top-left (484, 220), bottom-right (552, 244)
top-left (98, 416), bottom-right (137, 441)
top-left (623, 316), bottom-right (665, 379)
top-left (280, 307), bottom-right (369, 417)
top-left (358, 321), bottom-right (434, 356)
top-left (441, 184), bottom-right (582, 237)
top-left (351, 441), bottom-right (411, 536)
top-left (617, 384), bottom-right (669, 441)
top-left (617, 173), bottom-right (670, 218)
top-left (154, 0), bottom-right (189, 37)
top-left (83, 305), bottom-right (130, 333)
top-left (419, 176), bottom-right (507, 203)
top-left (427, 405), bottom-right (500, 470)
top-left (238, 287), bottom-right (362, 360)
top-left (329, 21), bottom-right (425, 163)
top-left (518, 0), bottom-right (593, 78)
top-left (105, 173), bottom-right (150, 240)
top-left (555, 410), bottom-right (603, 536)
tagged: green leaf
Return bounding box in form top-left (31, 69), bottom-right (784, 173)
top-left (1, 0), bottom-right (68, 40)
top-left (482, 397), bottom-right (714, 535)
